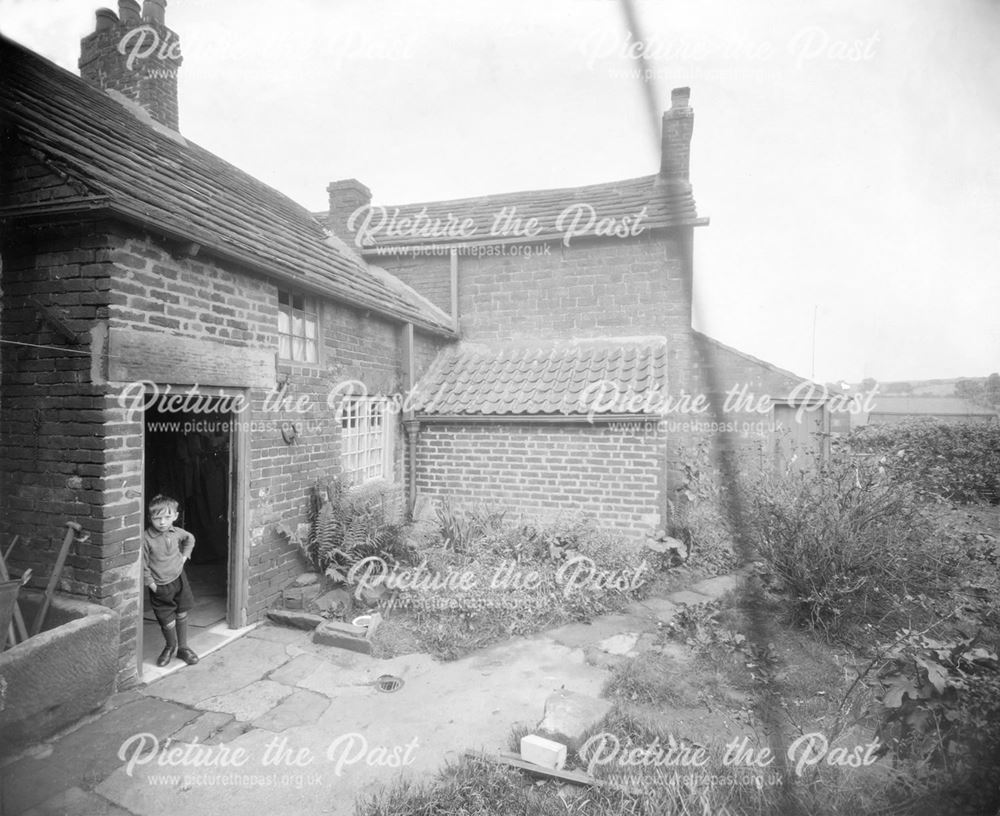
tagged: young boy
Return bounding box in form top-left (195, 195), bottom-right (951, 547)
top-left (143, 495), bottom-right (199, 667)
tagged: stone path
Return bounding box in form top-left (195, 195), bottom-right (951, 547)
top-left (0, 572), bottom-right (739, 816)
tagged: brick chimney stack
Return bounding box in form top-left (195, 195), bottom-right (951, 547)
top-left (79, 0), bottom-right (183, 131)
top-left (327, 179), bottom-right (373, 244)
top-left (659, 87), bottom-right (694, 184)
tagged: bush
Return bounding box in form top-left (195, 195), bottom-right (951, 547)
top-left (844, 421), bottom-right (1000, 504)
top-left (301, 477), bottom-right (416, 581)
top-left (669, 440), bottom-right (743, 575)
top-left (873, 630), bottom-right (1000, 815)
top-left (743, 457), bottom-right (962, 637)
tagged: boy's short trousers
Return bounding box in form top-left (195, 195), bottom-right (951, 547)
top-left (148, 571), bottom-right (194, 625)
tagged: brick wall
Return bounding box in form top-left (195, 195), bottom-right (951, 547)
top-left (375, 230), bottom-right (692, 343)
top-left (2, 215), bottom-right (439, 683)
top-left (414, 423), bottom-right (666, 538)
top-left (376, 254), bottom-right (452, 316)
top-left (104, 234), bottom-right (410, 625)
top-left (0, 221), bottom-right (130, 659)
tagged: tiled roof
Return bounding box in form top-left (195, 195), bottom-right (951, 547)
top-left (0, 35), bottom-right (455, 337)
top-left (411, 338), bottom-right (668, 416)
top-left (321, 175), bottom-right (703, 251)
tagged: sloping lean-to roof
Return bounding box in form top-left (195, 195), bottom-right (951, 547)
top-left (411, 338), bottom-right (668, 418)
top-left (0, 35), bottom-right (455, 337)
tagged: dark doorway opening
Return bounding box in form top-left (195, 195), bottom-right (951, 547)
top-left (142, 404), bottom-right (232, 671)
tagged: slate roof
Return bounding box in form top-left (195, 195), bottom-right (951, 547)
top-left (0, 35), bottom-right (455, 336)
top-left (320, 175), bottom-right (703, 251)
top-left (411, 338), bottom-right (668, 416)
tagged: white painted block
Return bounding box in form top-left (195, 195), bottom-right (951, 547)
top-left (520, 734), bottom-right (567, 770)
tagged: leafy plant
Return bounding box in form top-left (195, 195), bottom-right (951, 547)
top-left (844, 420), bottom-right (1000, 505)
top-left (302, 477), bottom-right (414, 582)
top-left (743, 456), bottom-right (961, 637)
top-left (435, 496), bottom-right (507, 553)
top-left (873, 630), bottom-right (1000, 815)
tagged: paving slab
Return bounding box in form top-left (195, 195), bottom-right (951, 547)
top-left (594, 632), bottom-right (640, 655)
top-left (142, 636), bottom-right (293, 707)
top-left (198, 679), bottom-right (294, 721)
top-left (20, 786), bottom-right (134, 816)
top-left (171, 711), bottom-right (235, 743)
top-left (251, 689), bottom-right (331, 732)
top-left (266, 653), bottom-right (327, 686)
top-left (544, 612), bottom-right (653, 649)
top-left (689, 574), bottom-right (741, 599)
top-left (626, 596), bottom-right (679, 623)
top-left (666, 589), bottom-right (714, 606)
top-left (0, 696), bottom-right (198, 814)
top-left (245, 623), bottom-right (313, 644)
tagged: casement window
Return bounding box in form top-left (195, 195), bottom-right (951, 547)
top-left (277, 290), bottom-right (318, 363)
top-left (340, 397), bottom-right (392, 483)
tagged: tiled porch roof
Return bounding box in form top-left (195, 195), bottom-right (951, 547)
top-left (411, 338), bottom-right (668, 416)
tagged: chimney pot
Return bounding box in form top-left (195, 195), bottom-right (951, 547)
top-left (95, 8), bottom-right (119, 31)
top-left (671, 86), bottom-right (691, 109)
top-left (141, 0), bottom-right (166, 26)
top-left (327, 179), bottom-right (373, 243)
top-left (118, 0), bottom-right (141, 25)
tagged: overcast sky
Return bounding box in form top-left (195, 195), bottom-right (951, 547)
top-left (2, 0), bottom-right (997, 383)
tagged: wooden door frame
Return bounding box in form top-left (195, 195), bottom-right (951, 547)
top-left (136, 386), bottom-right (250, 681)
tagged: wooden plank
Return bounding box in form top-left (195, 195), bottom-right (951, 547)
top-left (108, 327), bottom-right (276, 389)
top-left (464, 750), bottom-right (597, 787)
top-left (30, 523), bottom-right (79, 637)
top-left (0, 553), bottom-right (28, 644)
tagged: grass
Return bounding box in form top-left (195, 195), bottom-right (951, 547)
top-left (368, 514), bottom-right (664, 661)
top-left (354, 497), bottom-right (1000, 815)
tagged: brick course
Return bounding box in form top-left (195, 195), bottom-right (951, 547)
top-left (413, 423), bottom-right (667, 537)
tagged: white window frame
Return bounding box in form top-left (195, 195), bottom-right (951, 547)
top-left (340, 396), bottom-right (393, 484)
top-left (277, 290), bottom-right (318, 363)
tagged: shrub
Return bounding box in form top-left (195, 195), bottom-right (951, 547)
top-left (669, 440), bottom-right (743, 575)
top-left (743, 456), bottom-right (961, 637)
top-left (844, 420), bottom-right (1000, 504)
top-left (301, 477), bottom-right (415, 581)
top-left (873, 630), bottom-right (1000, 815)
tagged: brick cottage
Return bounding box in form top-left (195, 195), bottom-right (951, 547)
top-left (0, 2), bottom-right (826, 685)
top-left (0, 1), bottom-right (454, 684)
top-left (320, 93), bottom-right (827, 537)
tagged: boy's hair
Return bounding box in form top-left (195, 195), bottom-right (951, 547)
top-left (148, 494), bottom-right (179, 516)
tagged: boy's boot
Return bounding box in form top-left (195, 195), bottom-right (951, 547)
top-left (175, 613), bottom-right (199, 665)
top-left (156, 623), bottom-right (177, 667)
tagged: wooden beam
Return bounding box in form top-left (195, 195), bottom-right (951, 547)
top-left (464, 750), bottom-right (597, 787)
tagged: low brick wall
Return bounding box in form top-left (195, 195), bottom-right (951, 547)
top-left (0, 592), bottom-right (119, 757)
top-left (413, 422), bottom-right (667, 538)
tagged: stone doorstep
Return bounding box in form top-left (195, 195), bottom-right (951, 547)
top-left (265, 609), bottom-right (324, 630)
top-left (311, 613), bottom-right (382, 655)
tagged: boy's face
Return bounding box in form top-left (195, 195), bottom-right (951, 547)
top-left (150, 508), bottom-right (178, 532)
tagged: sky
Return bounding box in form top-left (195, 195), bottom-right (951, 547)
top-left (1, 0), bottom-right (998, 384)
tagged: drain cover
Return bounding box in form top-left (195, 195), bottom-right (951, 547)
top-left (376, 674), bottom-right (404, 693)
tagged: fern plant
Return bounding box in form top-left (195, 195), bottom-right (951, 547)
top-left (301, 477), bottom-right (416, 583)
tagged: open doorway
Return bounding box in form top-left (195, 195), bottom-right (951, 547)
top-left (142, 405), bottom-right (231, 675)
